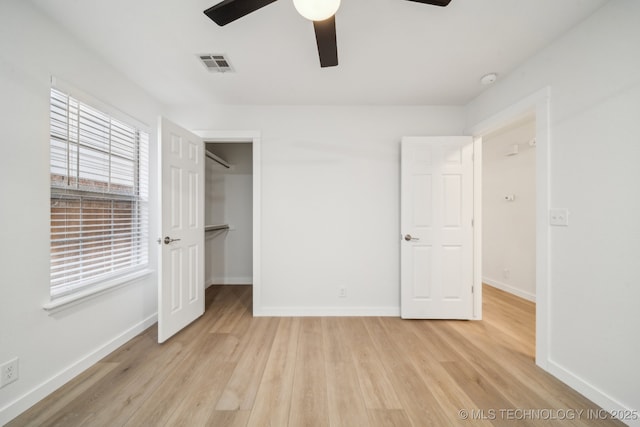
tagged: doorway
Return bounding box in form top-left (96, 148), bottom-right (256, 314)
top-left (480, 114), bottom-right (537, 358)
top-left (197, 130), bottom-right (262, 316)
top-left (469, 88), bottom-right (551, 367)
top-left (481, 114), bottom-right (536, 302)
top-left (205, 142), bottom-right (253, 288)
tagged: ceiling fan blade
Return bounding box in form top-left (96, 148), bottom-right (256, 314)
top-left (313, 16), bottom-right (338, 68)
top-left (204, 0), bottom-right (279, 26)
top-left (405, 0), bottom-right (452, 6)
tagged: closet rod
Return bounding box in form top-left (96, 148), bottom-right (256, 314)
top-left (205, 224), bottom-right (230, 232)
top-left (205, 150), bottom-right (231, 169)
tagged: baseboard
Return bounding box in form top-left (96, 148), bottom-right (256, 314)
top-left (0, 313), bottom-right (157, 426)
top-left (207, 276), bottom-right (253, 286)
top-left (483, 277), bottom-right (536, 302)
top-left (255, 306), bottom-right (400, 317)
top-left (546, 359), bottom-right (639, 427)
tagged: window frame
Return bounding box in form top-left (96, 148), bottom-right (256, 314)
top-left (47, 81), bottom-right (151, 304)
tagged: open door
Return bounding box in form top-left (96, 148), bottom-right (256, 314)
top-left (400, 136), bottom-right (474, 319)
top-left (158, 117), bottom-right (205, 343)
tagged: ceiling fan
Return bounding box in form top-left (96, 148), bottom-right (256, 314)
top-left (204, 0), bottom-right (452, 68)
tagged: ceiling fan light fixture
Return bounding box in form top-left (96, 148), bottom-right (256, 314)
top-left (293, 0), bottom-right (341, 21)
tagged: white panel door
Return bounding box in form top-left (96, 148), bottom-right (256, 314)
top-left (158, 117), bottom-right (205, 343)
top-left (400, 136), bottom-right (474, 319)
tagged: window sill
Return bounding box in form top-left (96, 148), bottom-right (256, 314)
top-left (43, 269), bottom-right (153, 314)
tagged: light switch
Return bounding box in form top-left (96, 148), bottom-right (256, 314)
top-left (550, 208), bottom-right (569, 226)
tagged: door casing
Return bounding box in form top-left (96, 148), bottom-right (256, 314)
top-left (194, 130), bottom-right (262, 316)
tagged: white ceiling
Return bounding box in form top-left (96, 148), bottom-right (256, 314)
top-left (31, 0), bottom-right (607, 108)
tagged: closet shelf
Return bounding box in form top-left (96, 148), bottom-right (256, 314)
top-left (205, 150), bottom-right (231, 169)
top-left (205, 224), bottom-right (230, 232)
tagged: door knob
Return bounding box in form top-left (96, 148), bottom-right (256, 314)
top-left (164, 236), bottom-right (181, 244)
top-left (404, 234), bottom-right (419, 241)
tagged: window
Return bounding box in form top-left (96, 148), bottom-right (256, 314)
top-left (49, 87), bottom-right (149, 299)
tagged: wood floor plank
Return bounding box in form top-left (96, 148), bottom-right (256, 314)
top-left (482, 285), bottom-right (535, 357)
top-left (7, 329), bottom-right (158, 427)
top-left (434, 322), bottom-right (567, 413)
top-left (246, 317), bottom-right (301, 427)
top-left (364, 317), bottom-right (462, 426)
top-left (322, 317), bottom-right (370, 427)
top-left (367, 409), bottom-right (413, 427)
top-left (288, 317), bottom-right (330, 427)
top-left (73, 338), bottom-right (188, 426)
top-left (7, 362), bottom-right (118, 427)
top-left (9, 285), bottom-right (624, 427)
top-left (441, 359), bottom-right (519, 416)
top-left (208, 296), bottom-right (244, 333)
top-left (205, 410), bottom-right (251, 427)
top-left (379, 318), bottom-right (493, 427)
top-left (209, 286), bottom-right (252, 334)
top-left (16, 329), bottom-right (185, 427)
top-left (215, 317), bottom-right (280, 410)
top-left (160, 357), bottom-right (236, 426)
top-left (123, 332), bottom-right (232, 426)
top-left (337, 317), bottom-right (403, 410)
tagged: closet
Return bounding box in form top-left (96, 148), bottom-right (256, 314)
top-left (204, 142), bottom-right (253, 287)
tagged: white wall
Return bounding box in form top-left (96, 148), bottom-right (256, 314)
top-left (466, 0), bottom-right (640, 421)
top-left (0, 1), bottom-right (162, 423)
top-left (205, 143), bottom-right (253, 285)
top-left (172, 105), bottom-right (466, 314)
top-left (482, 117), bottom-right (536, 301)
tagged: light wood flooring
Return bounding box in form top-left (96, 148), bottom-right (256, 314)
top-left (9, 285), bottom-right (623, 427)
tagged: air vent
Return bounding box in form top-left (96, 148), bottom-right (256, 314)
top-left (198, 54), bottom-right (234, 73)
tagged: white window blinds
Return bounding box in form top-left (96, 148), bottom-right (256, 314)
top-left (49, 88), bottom-right (149, 298)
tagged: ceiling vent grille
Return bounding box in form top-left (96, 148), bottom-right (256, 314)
top-left (198, 54), bottom-right (234, 73)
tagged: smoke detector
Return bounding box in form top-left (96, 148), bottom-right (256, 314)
top-left (198, 54), bottom-right (234, 73)
top-left (480, 73), bottom-right (498, 85)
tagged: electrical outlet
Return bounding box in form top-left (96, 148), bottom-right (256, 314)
top-left (338, 287), bottom-right (347, 298)
top-left (550, 208), bottom-right (569, 226)
top-left (0, 358), bottom-right (19, 388)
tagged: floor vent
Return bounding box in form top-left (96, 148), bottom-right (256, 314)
top-left (198, 54), bottom-right (234, 73)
